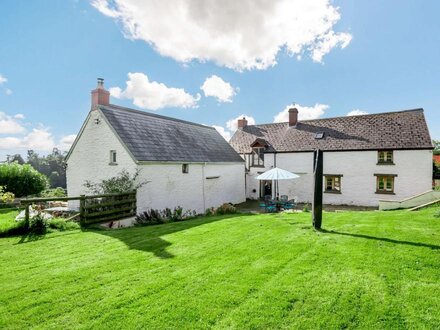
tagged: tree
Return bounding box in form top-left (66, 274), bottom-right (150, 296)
top-left (433, 140), bottom-right (440, 155)
top-left (6, 154), bottom-right (25, 164)
top-left (26, 148), bottom-right (67, 188)
top-left (0, 163), bottom-right (48, 197)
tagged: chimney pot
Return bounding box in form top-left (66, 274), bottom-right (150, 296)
top-left (91, 78), bottom-right (110, 109)
top-left (238, 116), bottom-right (248, 129)
top-left (288, 107), bottom-right (298, 127)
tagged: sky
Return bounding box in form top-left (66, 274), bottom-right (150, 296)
top-left (0, 0), bottom-right (439, 161)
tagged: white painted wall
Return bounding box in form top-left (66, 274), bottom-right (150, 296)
top-left (244, 149), bottom-right (433, 207)
top-left (66, 110), bottom-right (137, 208)
top-left (67, 110), bottom-right (246, 213)
top-left (136, 163), bottom-right (245, 214)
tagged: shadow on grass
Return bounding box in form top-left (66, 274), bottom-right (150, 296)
top-left (91, 214), bottom-right (247, 259)
top-left (319, 229), bottom-right (440, 250)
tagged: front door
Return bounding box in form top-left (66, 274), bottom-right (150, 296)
top-left (260, 180), bottom-right (272, 199)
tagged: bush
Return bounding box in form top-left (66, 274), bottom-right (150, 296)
top-left (0, 186), bottom-right (15, 204)
top-left (28, 213), bottom-right (48, 234)
top-left (40, 187), bottom-right (67, 198)
top-left (0, 163), bottom-right (48, 197)
top-left (215, 203), bottom-right (237, 215)
top-left (84, 169), bottom-right (148, 194)
top-left (135, 209), bottom-right (167, 226)
top-left (205, 208), bottom-right (215, 216)
top-left (303, 204), bottom-right (310, 213)
top-left (48, 218), bottom-right (80, 231)
top-left (135, 207), bottom-right (196, 226)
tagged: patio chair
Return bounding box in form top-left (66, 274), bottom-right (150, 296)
top-left (283, 199), bottom-right (296, 210)
top-left (265, 201), bottom-right (277, 213)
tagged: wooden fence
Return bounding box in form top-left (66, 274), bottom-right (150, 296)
top-left (20, 191), bottom-right (137, 224)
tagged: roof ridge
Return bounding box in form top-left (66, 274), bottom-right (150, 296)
top-left (99, 104), bottom-right (215, 130)
top-left (246, 108), bottom-right (424, 127)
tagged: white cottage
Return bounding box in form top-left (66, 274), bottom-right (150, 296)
top-left (229, 108), bottom-right (434, 207)
top-left (66, 79), bottom-right (245, 214)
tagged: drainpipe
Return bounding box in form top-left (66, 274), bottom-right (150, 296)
top-left (202, 162), bottom-right (206, 211)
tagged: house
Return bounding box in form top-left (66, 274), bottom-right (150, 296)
top-left (229, 107), bottom-right (433, 207)
top-left (65, 79), bottom-right (245, 214)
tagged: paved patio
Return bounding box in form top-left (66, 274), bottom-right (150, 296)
top-left (236, 199), bottom-right (377, 213)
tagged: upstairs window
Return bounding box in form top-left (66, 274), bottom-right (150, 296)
top-left (378, 150), bottom-right (393, 164)
top-left (109, 150), bottom-right (117, 165)
top-left (251, 147), bottom-right (264, 167)
top-left (324, 175), bottom-right (342, 193)
top-left (375, 174), bottom-right (396, 194)
top-left (182, 164), bottom-right (189, 174)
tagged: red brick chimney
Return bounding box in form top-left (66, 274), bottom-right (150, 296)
top-left (91, 78), bottom-right (110, 109)
top-left (238, 117), bottom-right (248, 129)
top-left (289, 107), bottom-right (298, 127)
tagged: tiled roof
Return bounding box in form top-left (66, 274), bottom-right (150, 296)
top-left (229, 109), bottom-right (433, 154)
top-left (100, 105), bottom-right (244, 163)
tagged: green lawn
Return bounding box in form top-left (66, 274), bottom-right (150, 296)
top-left (1, 208), bottom-right (440, 329)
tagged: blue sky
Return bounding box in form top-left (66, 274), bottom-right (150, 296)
top-left (0, 0), bottom-right (439, 160)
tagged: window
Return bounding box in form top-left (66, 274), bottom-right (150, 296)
top-left (324, 175), bottom-right (342, 193)
top-left (315, 132), bottom-right (325, 139)
top-left (375, 174), bottom-right (396, 194)
top-left (251, 147), bottom-right (264, 167)
top-left (378, 150), bottom-right (393, 164)
top-left (109, 150), bottom-right (117, 164)
top-left (182, 164), bottom-right (189, 173)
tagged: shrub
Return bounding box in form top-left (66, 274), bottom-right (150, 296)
top-left (205, 208), bottom-right (215, 216)
top-left (215, 203), bottom-right (237, 215)
top-left (48, 219), bottom-right (80, 231)
top-left (303, 204), bottom-right (310, 213)
top-left (28, 213), bottom-right (48, 234)
top-left (135, 209), bottom-right (166, 226)
top-left (40, 187), bottom-right (67, 198)
top-left (0, 186), bottom-right (15, 204)
top-left (84, 169), bottom-right (148, 195)
top-left (0, 163), bottom-right (48, 197)
top-left (135, 207), bottom-right (197, 226)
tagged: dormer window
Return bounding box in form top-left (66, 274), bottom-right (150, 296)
top-left (251, 147), bottom-right (264, 167)
top-left (378, 150), bottom-right (394, 164)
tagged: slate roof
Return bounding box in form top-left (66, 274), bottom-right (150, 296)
top-left (230, 109), bottom-right (433, 154)
top-left (100, 105), bottom-right (244, 163)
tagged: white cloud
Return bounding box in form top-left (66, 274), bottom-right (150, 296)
top-left (0, 112), bottom-right (26, 134)
top-left (0, 74), bottom-right (7, 85)
top-left (226, 114), bottom-right (256, 132)
top-left (58, 134), bottom-right (77, 151)
top-left (212, 114), bottom-right (256, 141)
top-left (5, 88), bottom-right (12, 95)
top-left (311, 31), bottom-right (352, 62)
top-left (212, 125), bottom-right (231, 141)
top-left (273, 103), bottom-right (329, 123)
top-left (110, 72), bottom-right (200, 110)
top-left (0, 111), bottom-right (75, 154)
top-left (92, 0), bottom-right (352, 71)
top-left (347, 109), bottom-right (369, 116)
top-left (201, 75), bottom-right (237, 102)
top-left (0, 128), bottom-right (55, 151)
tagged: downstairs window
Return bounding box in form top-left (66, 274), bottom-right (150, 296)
top-left (324, 175), bottom-right (342, 193)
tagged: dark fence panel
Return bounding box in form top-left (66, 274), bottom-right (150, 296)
top-left (21, 190), bottom-right (137, 224)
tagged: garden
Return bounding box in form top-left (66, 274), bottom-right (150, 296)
top-left (1, 205), bottom-right (439, 329)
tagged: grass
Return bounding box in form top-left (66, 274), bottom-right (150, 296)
top-left (1, 207), bottom-right (440, 329)
top-left (0, 209), bottom-right (26, 236)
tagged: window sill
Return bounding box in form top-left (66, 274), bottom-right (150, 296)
top-left (324, 190), bottom-right (341, 194)
top-left (251, 165), bottom-right (265, 168)
top-left (109, 162), bottom-right (118, 166)
top-left (375, 191), bottom-right (395, 195)
top-left (377, 162), bottom-right (395, 165)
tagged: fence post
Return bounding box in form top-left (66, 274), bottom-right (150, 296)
top-left (79, 195), bottom-right (85, 224)
top-left (25, 203), bottom-right (30, 223)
